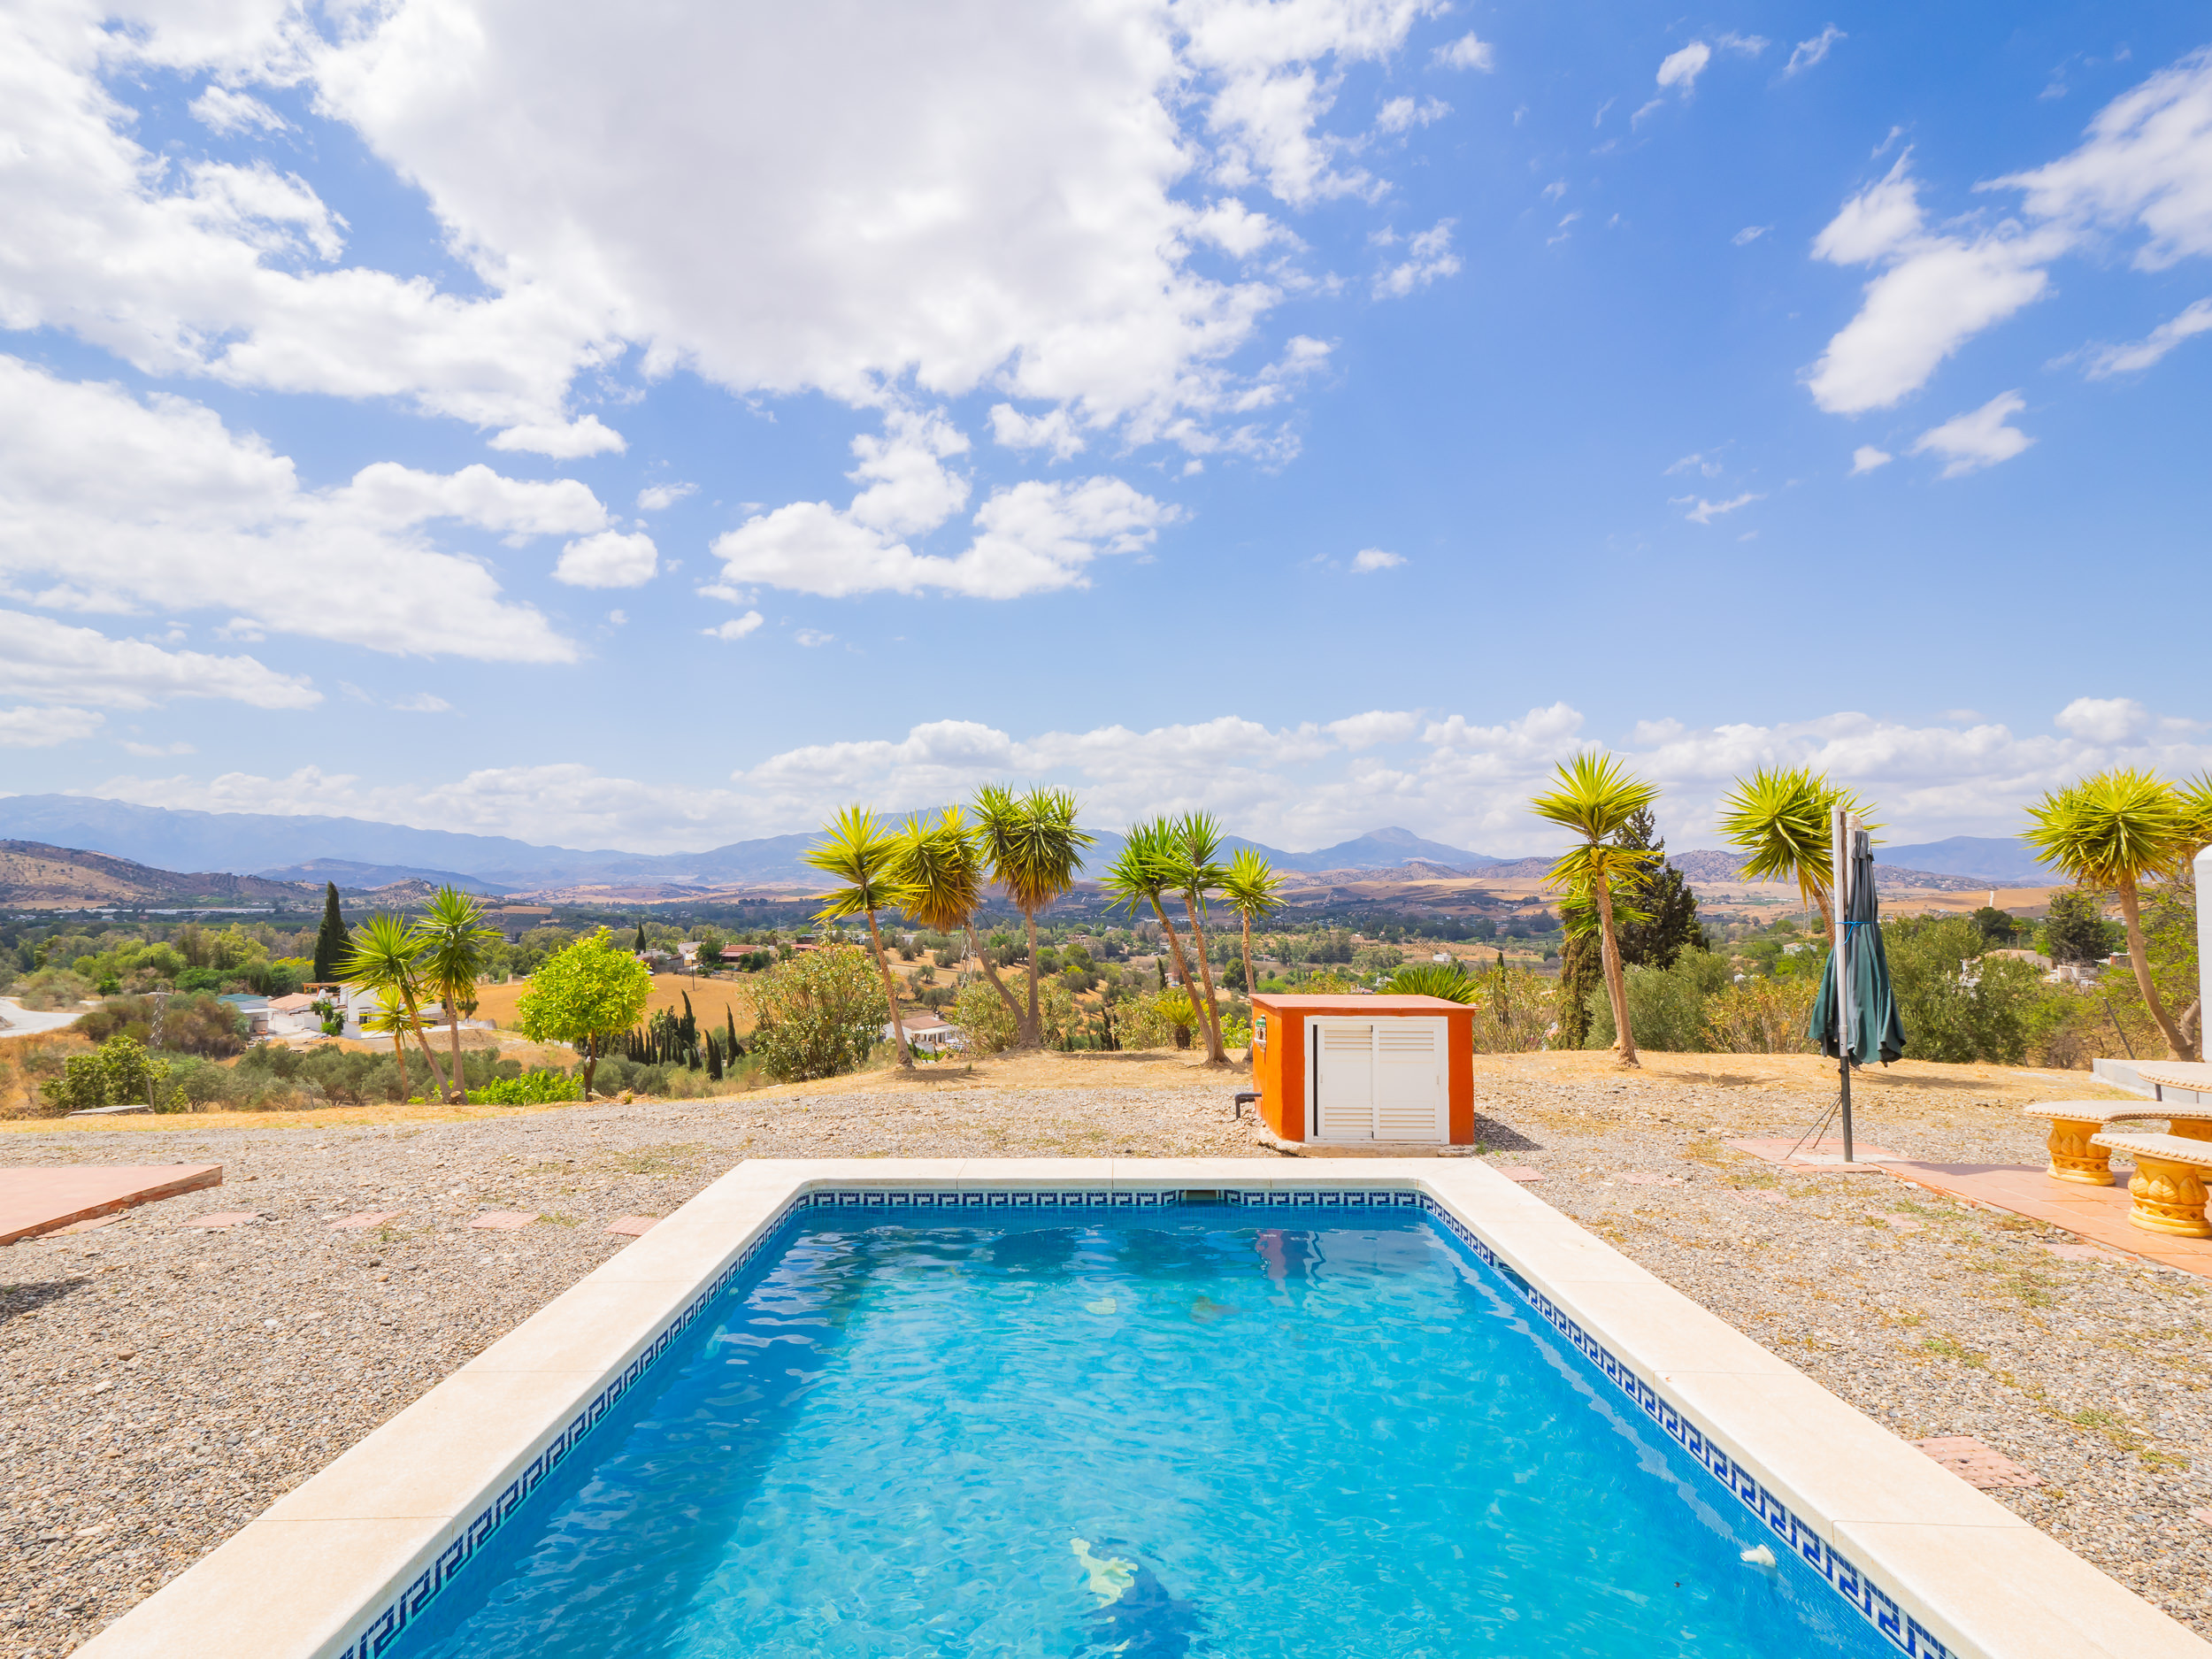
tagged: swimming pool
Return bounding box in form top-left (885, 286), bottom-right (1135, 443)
top-left (388, 1201), bottom-right (1886, 1658)
top-left (78, 1162), bottom-right (2208, 1659)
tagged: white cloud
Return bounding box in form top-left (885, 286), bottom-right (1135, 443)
top-left (1678, 492), bottom-right (1762, 524)
top-left (1349, 548), bottom-right (1404, 572)
top-left (636, 481), bottom-right (698, 511)
top-left (702, 613), bottom-right (764, 641)
top-left (1665, 451), bottom-right (1725, 478)
top-left (84, 698), bottom-right (2212, 856)
top-left (2086, 296), bottom-right (2212, 375)
top-left (390, 693), bottom-right (452, 713)
top-left (2055, 696), bottom-right (2150, 742)
top-left (1376, 96), bottom-right (1449, 134)
top-left (1732, 225), bottom-right (1770, 245)
top-left (0, 610), bottom-right (318, 713)
top-left (1911, 389), bottom-right (2033, 477)
top-left (1850, 444), bottom-right (1893, 473)
top-left (1809, 51), bottom-right (2212, 414)
top-left (0, 357), bottom-right (579, 662)
top-left (989, 404), bottom-right (1087, 462)
top-left (1785, 26), bottom-right (1845, 77)
top-left (189, 86), bottom-right (291, 136)
top-left (1374, 220), bottom-right (1461, 298)
top-left (487, 416), bottom-right (627, 457)
top-left (0, 706), bottom-right (106, 749)
top-left (1431, 34), bottom-right (1494, 73)
top-left (120, 740), bottom-right (197, 757)
top-left (794, 629), bottom-right (834, 648)
top-left (1655, 42), bottom-right (1712, 93)
top-left (553, 529), bottom-right (658, 588)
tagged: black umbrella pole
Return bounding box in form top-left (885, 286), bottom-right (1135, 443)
top-left (1840, 1055), bottom-right (1854, 1163)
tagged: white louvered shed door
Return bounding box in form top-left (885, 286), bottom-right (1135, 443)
top-left (1373, 1020), bottom-right (1447, 1141)
top-left (1310, 1018), bottom-right (1447, 1142)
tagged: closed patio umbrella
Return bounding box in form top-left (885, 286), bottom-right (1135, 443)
top-left (1808, 813), bottom-right (1906, 1161)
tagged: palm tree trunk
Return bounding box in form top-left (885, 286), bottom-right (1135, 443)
top-left (1594, 872), bottom-right (1639, 1067)
top-left (447, 989), bottom-right (469, 1104)
top-left (1180, 895), bottom-right (1227, 1064)
top-left (388, 1029), bottom-right (410, 1100)
top-left (967, 922), bottom-right (1025, 1026)
top-left (864, 910), bottom-right (915, 1069)
top-left (400, 991), bottom-right (457, 1102)
top-left (1150, 901), bottom-right (1203, 1032)
top-left (1814, 888), bottom-right (1836, 948)
top-left (1240, 915), bottom-right (1256, 1014)
top-left (1020, 910), bottom-right (1042, 1048)
top-left (2116, 879), bottom-right (2192, 1060)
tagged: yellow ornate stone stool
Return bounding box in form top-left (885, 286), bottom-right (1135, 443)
top-left (2023, 1102), bottom-right (2212, 1186)
top-left (2091, 1131), bottom-right (2212, 1238)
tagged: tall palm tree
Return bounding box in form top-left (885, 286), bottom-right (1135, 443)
top-left (340, 913), bottom-right (451, 1097)
top-left (361, 997), bottom-right (417, 1100)
top-left (888, 808), bottom-right (1023, 1026)
top-left (1715, 765), bottom-right (1875, 943)
top-left (1166, 813), bottom-right (1231, 1062)
top-left (1219, 847), bottom-right (1286, 1015)
top-left (1102, 818), bottom-right (1210, 1049)
top-left (2024, 769), bottom-right (2196, 1060)
top-left (805, 805), bottom-right (916, 1070)
top-left (973, 785), bottom-right (1093, 1048)
top-left (1530, 753), bottom-right (1660, 1066)
top-left (419, 886), bottom-right (501, 1104)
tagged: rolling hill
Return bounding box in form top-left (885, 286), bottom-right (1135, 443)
top-left (0, 841), bottom-right (316, 910)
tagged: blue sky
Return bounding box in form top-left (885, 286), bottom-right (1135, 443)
top-left (3, 0), bottom-right (2208, 855)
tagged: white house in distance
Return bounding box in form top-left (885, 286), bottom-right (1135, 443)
top-left (884, 1014), bottom-right (965, 1053)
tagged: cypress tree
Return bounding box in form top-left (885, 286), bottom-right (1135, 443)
top-left (634, 922), bottom-right (648, 953)
top-left (1556, 933), bottom-right (1601, 1048)
top-left (1611, 808), bottom-right (1706, 969)
top-left (726, 1006), bottom-right (742, 1057)
top-left (311, 882), bottom-right (348, 983)
top-left (680, 991), bottom-right (697, 1048)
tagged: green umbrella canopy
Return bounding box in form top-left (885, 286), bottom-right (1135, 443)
top-left (1809, 829), bottom-right (1907, 1066)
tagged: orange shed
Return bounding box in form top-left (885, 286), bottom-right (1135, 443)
top-left (1248, 994), bottom-right (1476, 1145)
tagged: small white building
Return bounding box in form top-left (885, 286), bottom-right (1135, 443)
top-left (885, 1014), bottom-right (966, 1052)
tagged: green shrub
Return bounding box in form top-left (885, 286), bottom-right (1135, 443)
top-left (748, 945), bottom-right (887, 1080)
top-left (1886, 917), bottom-right (2043, 1064)
top-left (13, 968), bottom-right (91, 1011)
top-left (470, 1069), bottom-right (580, 1105)
top-left (948, 972), bottom-right (1080, 1054)
top-left (1703, 975), bottom-right (1818, 1053)
top-left (1584, 951), bottom-right (1732, 1053)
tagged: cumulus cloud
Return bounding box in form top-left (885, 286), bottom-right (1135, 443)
top-left (0, 357), bottom-right (580, 661)
top-left (2086, 297), bottom-right (2212, 375)
top-left (189, 86), bottom-right (291, 135)
top-left (1375, 96), bottom-right (1450, 134)
top-left (2055, 696), bottom-right (2151, 742)
top-left (1656, 42), bottom-right (1713, 93)
top-left (1911, 389), bottom-right (2033, 476)
top-left (1431, 34), bottom-right (1494, 73)
top-left (0, 611), bottom-right (319, 712)
top-left (1808, 50), bottom-right (2212, 414)
top-left (553, 529), bottom-right (658, 588)
top-left (1850, 445), bottom-right (1893, 473)
top-left (1350, 548), bottom-right (1405, 572)
top-left (0, 706), bottom-right (107, 749)
top-left (702, 612), bottom-right (764, 641)
top-left (636, 481), bottom-right (697, 511)
top-left (1785, 27), bottom-right (1845, 77)
top-left (487, 416), bottom-right (626, 457)
top-left (1374, 220), bottom-right (1461, 297)
top-left (989, 404), bottom-right (1087, 462)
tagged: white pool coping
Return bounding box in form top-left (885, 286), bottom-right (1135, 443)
top-left (79, 1157), bottom-right (2210, 1659)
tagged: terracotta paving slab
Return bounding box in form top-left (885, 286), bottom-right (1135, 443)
top-left (1884, 1161), bottom-right (2212, 1279)
top-left (0, 1164), bottom-right (222, 1245)
top-left (329, 1211), bottom-right (401, 1230)
top-left (184, 1212), bottom-right (259, 1230)
top-left (605, 1215), bottom-right (660, 1237)
top-left (1912, 1435), bottom-right (2043, 1488)
top-left (1494, 1167), bottom-right (1541, 1183)
top-left (469, 1211), bottom-right (538, 1231)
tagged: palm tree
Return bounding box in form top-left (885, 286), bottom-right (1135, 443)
top-left (1102, 818), bottom-right (1210, 1049)
top-left (1716, 765), bottom-right (1875, 943)
top-left (340, 913), bottom-right (451, 1097)
top-left (805, 806), bottom-right (916, 1070)
top-left (973, 785), bottom-right (1093, 1048)
top-left (1219, 847), bottom-right (1286, 1014)
top-left (888, 808), bottom-right (1024, 1027)
top-left (361, 998), bottom-right (420, 1100)
top-left (1165, 813), bottom-right (1231, 1063)
top-left (1530, 753), bottom-right (1660, 1066)
top-left (418, 886), bottom-right (501, 1104)
top-left (2025, 769), bottom-right (2197, 1060)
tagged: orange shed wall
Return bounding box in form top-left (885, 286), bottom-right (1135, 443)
top-left (1248, 998), bottom-right (1475, 1145)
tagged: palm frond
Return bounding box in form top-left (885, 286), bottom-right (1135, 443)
top-left (2024, 769), bottom-right (2190, 887)
top-left (1528, 751), bottom-right (1659, 842)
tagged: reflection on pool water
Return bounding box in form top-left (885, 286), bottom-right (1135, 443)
top-left (392, 1206), bottom-right (1894, 1658)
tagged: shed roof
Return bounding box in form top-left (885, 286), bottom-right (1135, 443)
top-left (1250, 995), bottom-right (1471, 1014)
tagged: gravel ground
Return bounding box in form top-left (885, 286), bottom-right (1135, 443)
top-left (5, 1056), bottom-right (2209, 1651)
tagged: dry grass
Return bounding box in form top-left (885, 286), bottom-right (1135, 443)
top-left (468, 972), bottom-right (757, 1035)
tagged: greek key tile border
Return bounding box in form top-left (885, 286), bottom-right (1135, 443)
top-left (339, 1182), bottom-right (1949, 1659)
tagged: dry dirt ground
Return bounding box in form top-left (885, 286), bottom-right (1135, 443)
top-left (4, 1048), bottom-right (2209, 1652)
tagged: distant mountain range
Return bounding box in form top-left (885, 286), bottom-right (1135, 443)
top-left (0, 841), bottom-right (314, 910)
top-left (0, 795), bottom-right (1502, 891)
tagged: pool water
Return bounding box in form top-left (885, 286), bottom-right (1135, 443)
top-left (392, 1206), bottom-right (1894, 1658)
